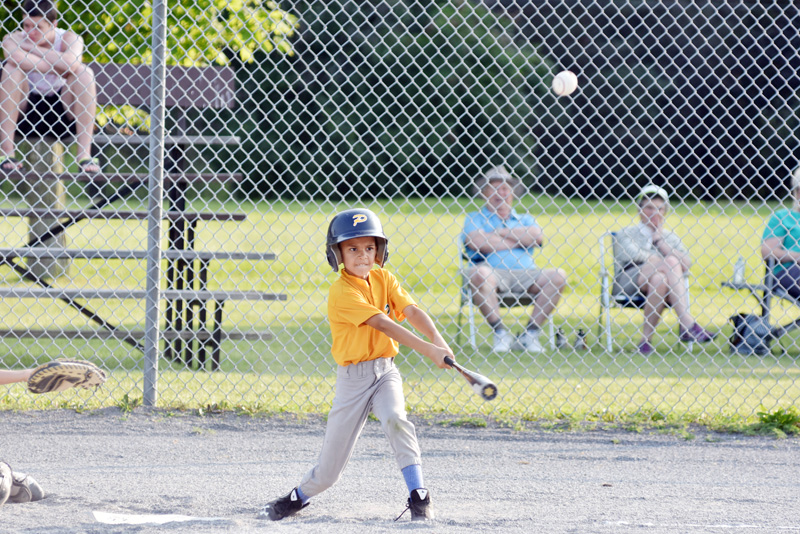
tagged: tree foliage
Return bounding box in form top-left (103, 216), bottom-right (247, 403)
top-left (236, 0), bottom-right (552, 200)
top-left (1, 0), bottom-right (299, 65)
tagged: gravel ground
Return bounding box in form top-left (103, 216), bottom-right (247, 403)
top-left (1, 408), bottom-right (799, 534)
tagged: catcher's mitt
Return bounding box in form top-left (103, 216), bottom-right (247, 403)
top-left (27, 359), bottom-right (106, 394)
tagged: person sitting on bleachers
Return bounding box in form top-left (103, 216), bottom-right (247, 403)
top-left (0, 0), bottom-right (99, 174)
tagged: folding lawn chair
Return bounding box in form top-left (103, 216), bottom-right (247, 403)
top-left (456, 251), bottom-right (554, 349)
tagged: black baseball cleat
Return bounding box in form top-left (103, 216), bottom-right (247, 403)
top-left (394, 488), bottom-right (434, 521)
top-left (257, 488), bottom-right (308, 521)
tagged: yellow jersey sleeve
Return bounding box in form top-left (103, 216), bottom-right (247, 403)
top-left (384, 269), bottom-right (417, 323)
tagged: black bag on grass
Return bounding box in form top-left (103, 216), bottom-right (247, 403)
top-left (729, 313), bottom-right (772, 355)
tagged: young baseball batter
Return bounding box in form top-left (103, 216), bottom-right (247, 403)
top-left (258, 208), bottom-right (454, 522)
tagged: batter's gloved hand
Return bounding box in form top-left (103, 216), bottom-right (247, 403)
top-left (27, 359), bottom-right (106, 394)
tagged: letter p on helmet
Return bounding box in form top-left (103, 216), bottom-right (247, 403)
top-left (352, 214), bottom-right (368, 226)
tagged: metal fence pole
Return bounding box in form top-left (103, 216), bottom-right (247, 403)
top-left (143, 0), bottom-right (168, 406)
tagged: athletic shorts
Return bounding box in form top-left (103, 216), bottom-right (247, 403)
top-left (17, 90), bottom-right (76, 140)
top-left (462, 264), bottom-right (542, 294)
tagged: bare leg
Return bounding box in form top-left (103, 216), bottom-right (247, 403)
top-left (0, 63), bottom-right (28, 161)
top-left (469, 265), bottom-right (502, 326)
top-left (638, 264), bottom-right (669, 343)
top-left (528, 268), bottom-right (567, 328)
top-left (661, 256), bottom-right (694, 331)
top-left (61, 64), bottom-right (97, 169)
top-left (638, 253), bottom-right (697, 342)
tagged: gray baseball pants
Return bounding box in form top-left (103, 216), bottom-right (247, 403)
top-left (299, 357), bottom-right (422, 497)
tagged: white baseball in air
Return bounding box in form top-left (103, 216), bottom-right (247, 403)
top-left (552, 70), bottom-right (578, 97)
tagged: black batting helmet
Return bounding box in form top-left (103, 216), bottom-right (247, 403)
top-left (326, 208), bottom-right (389, 271)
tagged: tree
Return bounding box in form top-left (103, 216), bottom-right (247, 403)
top-left (2, 0), bottom-right (299, 134)
top-left (235, 0), bottom-right (551, 200)
top-left (507, 0), bottom-right (800, 201)
top-left (2, 0), bottom-right (299, 66)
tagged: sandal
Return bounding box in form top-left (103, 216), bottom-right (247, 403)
top-left (77, 157), bottom-right (102, 174)
top-left (0, 155), bottom-right (23, 174)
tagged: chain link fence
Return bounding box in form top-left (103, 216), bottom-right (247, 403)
top-left (0, 0), bottom-right (798, 419)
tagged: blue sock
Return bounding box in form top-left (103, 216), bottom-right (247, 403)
top-left (296, 486), bottom-right (310, 505)
top-left (401, 464), bottom-right (424, 493)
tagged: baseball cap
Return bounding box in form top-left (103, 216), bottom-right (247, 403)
top-left (472, 165), bottom-right (524, 196)
top-left (638, 184), bottom-right (669, 205)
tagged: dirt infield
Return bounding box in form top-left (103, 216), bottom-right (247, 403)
top-left (1, 409), bottom-right (799, 534)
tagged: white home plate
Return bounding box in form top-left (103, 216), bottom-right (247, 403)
top-left (93, 511), bottom-right (228, 525)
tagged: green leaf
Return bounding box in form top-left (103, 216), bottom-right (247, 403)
top-left (53, 0), bottom-right (298, 65)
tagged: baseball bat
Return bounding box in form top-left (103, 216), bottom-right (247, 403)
top-left (444, 356), bottom-right (498, 401)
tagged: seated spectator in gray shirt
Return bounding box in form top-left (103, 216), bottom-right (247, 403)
top-left (613, 185), bottom-right (716, 354)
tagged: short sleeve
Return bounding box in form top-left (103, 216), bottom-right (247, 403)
top-left (385, 271), bottom-right (417, 322)
top-left (462, 212), bottom-right (483, 240)
top-left (517, 213), bottom-right (539, 228)
top-left (763, 211), bottom-right (788, 241)
top-left (461, 211), bottom-right (484, 260)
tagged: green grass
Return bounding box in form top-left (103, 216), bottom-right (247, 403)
top-left (0, 193), bottom-right (798, 429)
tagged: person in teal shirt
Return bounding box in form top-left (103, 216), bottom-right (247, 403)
top-left (761, 168), bottom-right (800, 298)
top-left (461, 165), bottom-right (566, 353)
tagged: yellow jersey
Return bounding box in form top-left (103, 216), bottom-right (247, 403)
top-left (328, 268), bottom-right (417, 366)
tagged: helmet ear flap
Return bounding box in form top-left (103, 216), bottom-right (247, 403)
top-left (326, 245), bottom-right (343, 272)
top-left (376, 238), bottom-right (389, 267)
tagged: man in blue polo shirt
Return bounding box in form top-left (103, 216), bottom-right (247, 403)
top-left (461, 165), bottom-right (567, 353)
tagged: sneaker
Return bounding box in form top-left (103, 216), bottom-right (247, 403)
top-left (514, 329), bottom-right (543, 353)
top-left (493, 329), bottom-right (513, 352)
top-left (395, 488), bottom-right (434, 521)
top-left (679, 323), bottom-right (717, 343)
top-left (638, 341), bottom-right (654, 355)
top-left (9, 472), bottom-right (45, 503)
top-left (0, 462), bottom-right (11, 507)
top-left (256, 488), bottom-right (308, 521)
